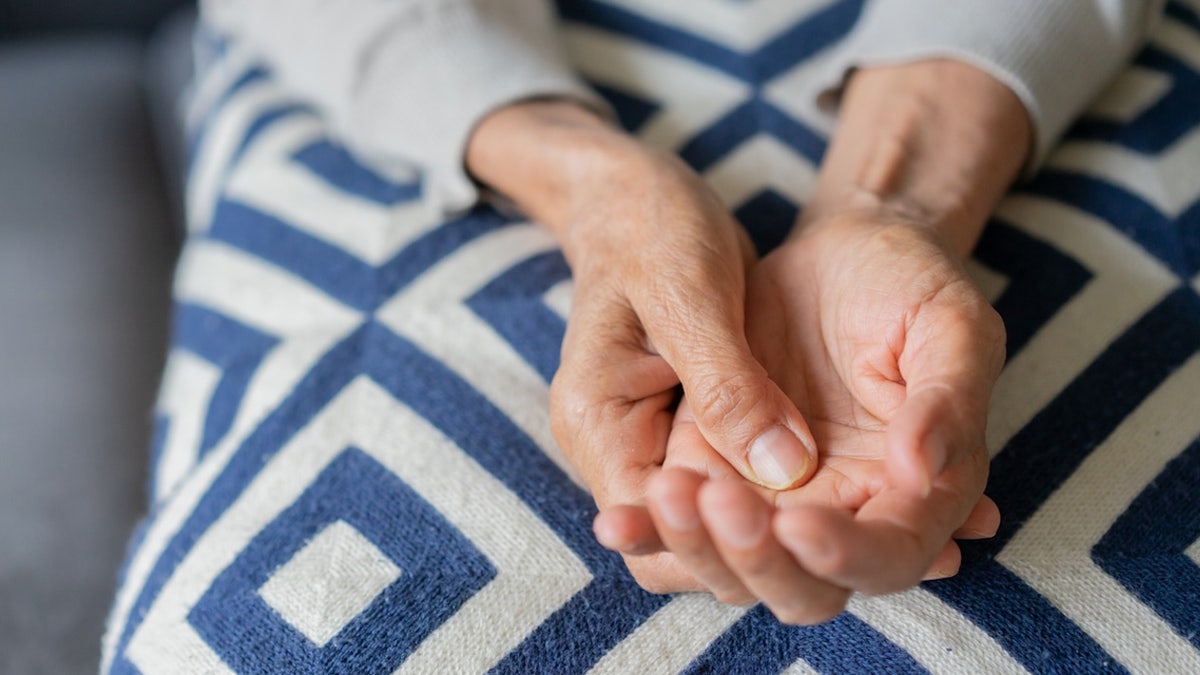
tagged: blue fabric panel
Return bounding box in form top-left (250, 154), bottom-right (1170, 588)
top-left (467, 250), bottom-right (572, 382)
top-left (106, 1), bottom-right (1200, 672)
top-left (926, 561), bottom-right (1127, 674)
top-left (189, 448), bottom-right (494, 673)
top-left (1095, 436), bottom-right (1200, 649)
top-left (684, 606), bottom-right (924, 675)
top-left (976, 220), bottom-right (1093, 360)
top-left (290, 140), bottom-right (422, 206)
top-left (173, 303), bottom-right (279, 457)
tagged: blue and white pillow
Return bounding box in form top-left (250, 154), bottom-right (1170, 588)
top-left (104, 1), bottom-right (1200, 672)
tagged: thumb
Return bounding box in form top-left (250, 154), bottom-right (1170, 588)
top-left (887, 299), bottom-right (1005, 496)
top-left (640, 299), bottom-right (817, 490)
top-left (886, 385), bottom-right (973, 496)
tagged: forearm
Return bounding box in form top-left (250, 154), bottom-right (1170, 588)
top-left (804, 60), bottom-right (1031, 258)
top-left (465, 101), bottom-right (623, 233)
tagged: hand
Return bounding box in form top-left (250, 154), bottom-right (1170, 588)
top-left (596, 59), bottom-right (1030, 621)
top-left (465, 101), bottom-right (821, 593)
top-left (597, 208), bottom-right (1005, 621)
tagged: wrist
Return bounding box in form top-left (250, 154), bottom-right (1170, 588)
top-left (803, 60), bottom-right (1031, 257)
top-left (466, 99), bottom-right (645, 231)
top-left (469, 99), bottom-right (716, 269)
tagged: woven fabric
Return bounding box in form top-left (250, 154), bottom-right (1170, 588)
top-left (103, 1), bottom-right (1200, 672)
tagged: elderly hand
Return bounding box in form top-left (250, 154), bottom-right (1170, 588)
top-left (467, 100), bottom-right (822, 593)
top-left (597, 205), bottom-right (1006, 622)
top-left (594, 59), bottom-right (1032, 618)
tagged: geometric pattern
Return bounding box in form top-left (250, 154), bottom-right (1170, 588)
top-left (255, 518), bottom-right (404, 649)
top-left (104, 0), bottom-right (1200, 672)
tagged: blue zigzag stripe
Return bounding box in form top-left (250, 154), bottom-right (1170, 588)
top-left (1094, 434), bottom-right (1200, 649)
top-left (173, 303), bottom-right (279, 458)
top-left (208, 199), bottom-right (513, 312)
top-left (1024, 171), bottom-right (1200, 279)
top-left (927, 287), bottom-right (1200, 672)
top-left (467, 250), bottom-right (572, 383)
top-left (1072, 44), bottom-right (1200, 154)
top-left (556, 0), bottom-right (865, 85)
top-left (110, 0), bottom-right (1200, 671)
top-left (685, 606), bottom-right (923, 675)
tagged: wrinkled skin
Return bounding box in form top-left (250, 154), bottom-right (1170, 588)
top-left (596, 210), bottom-right (1006, 624)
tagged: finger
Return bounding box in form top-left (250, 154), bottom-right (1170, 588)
top-left (660, 398), bottom-right (740, 479)
top-left (594, 505), bottom-right (664, 555)
top-left (550, 291), bottom-right (678, 507)
top-left (698, 478), bottom-right (851, 624)
top-left (904, 499), bottom-right (998, 582)
top-left (593, 503), bottom-right (712, 595)
top-left (923, 540), bottom-right (962, 580)
top-left (775, 472), bottom-right (979, 595)
top-left (622, 551), bottom-right (707, 595)
top-left (772, 506), bottom-right (960, 586)
top-left (646, 469), bottom-right (754, 605)
top-left (594, 398), bottom-right (747, 556)
top-left (889, 292), bottom-right (1005, 496)
top-left (886, 386), bottom-right (983, 497)
top-left (953, 494), bottom-right (1001, 539)
top-left (634, 273), bottom-right (818, 490)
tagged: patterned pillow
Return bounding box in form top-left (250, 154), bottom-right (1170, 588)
top-left (103, 1), bottom-right (1200, 672)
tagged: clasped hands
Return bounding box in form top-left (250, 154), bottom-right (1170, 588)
top-left (467, 62), bottom-right (1029, 624)
top-left (557, 174), bottom-right (1004, 624)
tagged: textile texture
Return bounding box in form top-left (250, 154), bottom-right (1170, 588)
top-left (103, 1), bottom-right (1200, 672)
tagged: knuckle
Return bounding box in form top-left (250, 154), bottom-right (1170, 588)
top-left (873, 543), bottom-right (931, 594)
top-left (874, 574), bottom-right (921, 597)
top-left (548, 371), bottom-right (612, 468)
top-left (688, 372), bottom-right (767, 434)
top-left (549, 373), bottom-right (588, 427)
top-left (897, 563), bottom-right (932, 592)
top-left (548, 376), bottom-right (586, 446)
top-left (980, 302), bottom-right (1006, 340)
top-left (952, 286), bottom-right (1006, 374)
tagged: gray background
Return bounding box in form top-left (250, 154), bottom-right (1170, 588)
top-left (0, 2), bottom-right (193, 672)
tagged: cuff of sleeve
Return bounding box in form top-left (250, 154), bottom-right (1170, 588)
top-left (812, 0), bottom-right (1161, 176)
top-left (341, 0), bottom-right (611, 215)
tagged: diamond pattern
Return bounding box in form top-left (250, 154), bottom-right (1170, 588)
top-left (104, 2), bottom-right (1200, 673)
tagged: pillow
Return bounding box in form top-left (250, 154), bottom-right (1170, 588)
top-left (103, 1), bottom-right (1200, 672)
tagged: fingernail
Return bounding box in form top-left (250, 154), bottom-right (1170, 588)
top-left (748, 426), bottom-right (811, 489)
top-left (955, 526), bottom-right (993, 539)
top-left (926, 566), bottom-right (956, 581)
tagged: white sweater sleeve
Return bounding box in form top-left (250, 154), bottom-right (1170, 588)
top-left (202, 0), bottom-right (1164, 209)
top-left (200, 0), bottom-right (608, 214)
top-left (818, 0), bottom-right (1166, 172)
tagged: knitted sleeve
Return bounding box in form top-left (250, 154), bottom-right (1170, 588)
top-left (816, 0), bottom-right (1166, 172)
top-left (201, 0), bottom-right (608, 214)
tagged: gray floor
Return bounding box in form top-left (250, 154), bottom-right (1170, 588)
top-left (0, 36), bottom-right (177, 674)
